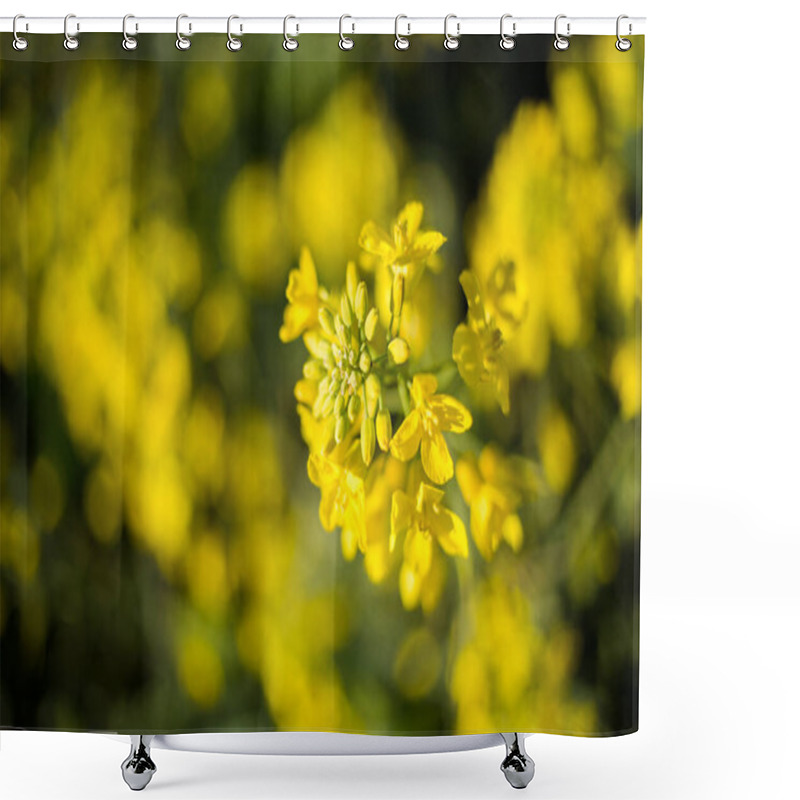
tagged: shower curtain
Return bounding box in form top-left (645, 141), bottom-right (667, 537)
top-left (0, 30), bottom-right (643, 737)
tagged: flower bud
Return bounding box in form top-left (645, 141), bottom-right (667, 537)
top-left (365, 374), bottom-right (381, 418)
top-left (346, 261), bottom-right (358, 305)
top-left (318, 307), bottom-right (336, 338)
top-left (334, 393), bottom-right (345, 418)
top-left (320, 391), bottom-right (336, 419)
top-left (340, 293), bottom-right (352, 328)
top-left (361, 417), bottom-right (376, 466)
top-left (376, 409), bottom-right (392, 452)
top-left (355, 282), bottom-right (368, 323)
top-left (388, 337), bottom-right (410, 365)
top-left (334, 314), bottom-right (347, 344)
top-left (364, 308), bottom-right (379, 341)
top-left (359, 350), bottom-right (372, 374)
top-left (347, 392), bottom-right (361, 423)
top-left (391, 272), bottom-right (405, 314)
top-left (335, 415), bottom-right (347, 444)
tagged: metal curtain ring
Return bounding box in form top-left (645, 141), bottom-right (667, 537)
top-left (227, 15), bottom-right (242, 51)
top-left (554, 14), bottom-right (570, 51)
top-left (64, 13), bottom-right (79, 50)
top-left (499, 14), bottom-right (515, 51)
top-left (12, 14), bottom-right (28, 51)
top-left (176, 14), bottom-right (191, 50)
top-left (394, 15), bottom-right (410, 50)
top-left (122, 14), bottom-right (138, 51)
top-left (444, 14), bottom-right (460, 51)
top-left (616, 14), bottom-right (632, 51)
top-left (283, 15), bottom-right (299, 51)
top-left (339, 14), bottom-right (354, 50)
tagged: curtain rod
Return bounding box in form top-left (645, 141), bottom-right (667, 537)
top-left (0, 16), bottom-right (646, 37)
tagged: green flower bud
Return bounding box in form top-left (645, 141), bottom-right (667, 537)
top-left (391, 272), bottom-right (405, 314)
top-left (388, 337), bottom-right (410, 365)
top-left (376, 409), bottom-right (392, 452)
top-left (335, 415), bottom-right (347, 444)
top-left (334, 393), bottom-right (345, 418)
top-left (365, 374), bottom-right (381, 418)
top-left (334, 314), bottom-right (347, 344)
top-left (340, 292), bottom-right (352, 328)
top-left (318, 307), bottom-right (336, 338)
top-left (347, 392), bottom-right (361, 423)
top-left (355, 282), bottom-right (368, 323)
top-left (364, 308), bottom-right (379, 341)
top-left (359, 350), bottom-right (372, 374)
top-left (361, 417), bottom-right (376, 466)
top-left (320, 392), bottom-right (336, 419)
top-left (346, 261), bottom-right (358, 305)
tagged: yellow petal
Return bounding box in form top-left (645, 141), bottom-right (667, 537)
top-left (429, 394), bottom-right (472, 433)
top-left (359, 221), bottom-right (394, 261)
top-left (403, 526), bottom-right (433, 576)
top-left (390, 489), bottom-right (414, 544)
top-left (458, 271), bottom-right (483, 315)
top-left (494, 361), bottom-right (510, 415)
top-left (410, 373), bottom-right (438, 407)
top-left (452, 324), bottom-right (482, 387)
top-left (436, 509), bottom-right (469, 558)
top-left (404, 231), bottom-right (447, 263)
top-left (455, 453), bottom-right (482, 505)
top-left (399, 562), bottom-right (421, 610)
top-left (298, 246), bottom-right (318, 289)
top-left (390, 410), bottom-right (422, 462)
top-left (397, 201), bottom-right (424, 242)
top-left (421, 430), bottom-right (453, 484)
top-left (470, 491), bottom-right (496, 561)
top-left (279, 303), bottom-right (313, 342)
top-left (502, 513), bottom-right (524, 552)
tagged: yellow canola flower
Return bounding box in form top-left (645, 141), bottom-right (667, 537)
top-left (391, 481), bottom-right (468, 610)
top-left (279, 247), bottom-right (322, 343)
top-left (307, 439), bottom-right (367, 560)
top-left (456, 445), bottom-right (539, 561)
top-left (359, 201), bottom-right (446, 283)
top-left (452, 271), bottom-right (511, 415)
top-left (390, 374), bottom-right (472, 485)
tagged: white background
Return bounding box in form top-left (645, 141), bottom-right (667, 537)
top-left (2, 1), bottom-right (799, 798)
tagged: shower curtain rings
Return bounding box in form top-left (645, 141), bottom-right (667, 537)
top-left (64, 13), bottom-right (79, 50)
top-left (444, 14), bottom-right (460, 51)
top-left (12, 15), bottom-right (28, 51)
top-left (227, 15), bottom-right (242, 51)
top-left (283, 16), bottom-right (299, 51)
top-left (616, 15), bottom-right (632, 51)
top-left (499, 14), bottom-right (515, 50)
top-left (554, 14), bottom-right (570, 51)
top-left (122, 15), bottom-right (138, 51)
top-left (394, 15), bottom-right (410, 50)
top-left (339, 15), bottom-right (354, 50)
top-left (176, 14), bottom-right (191, 50)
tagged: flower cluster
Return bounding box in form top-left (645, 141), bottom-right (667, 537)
top-left (282, 203), bottom-right (538, 610)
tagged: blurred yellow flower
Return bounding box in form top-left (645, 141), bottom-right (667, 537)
top-left (611, 338), bottom-right (641, 419)
top-left (452, 271), bottom-right (510, 415)
top-left (390, 374), bottom-right (472, 485)
top-left (279, 247), bottom-right (322, 343)
top-left (456, 445), bottom-right (539, 561)
top-left (177, 632), bottom-right (224, 708)
top-left (537, 405), bottom-right (576, 494)
top-left (391, 480), bottom-right (468, 610)
top-left (279, 79), bottom-right (401, 282)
